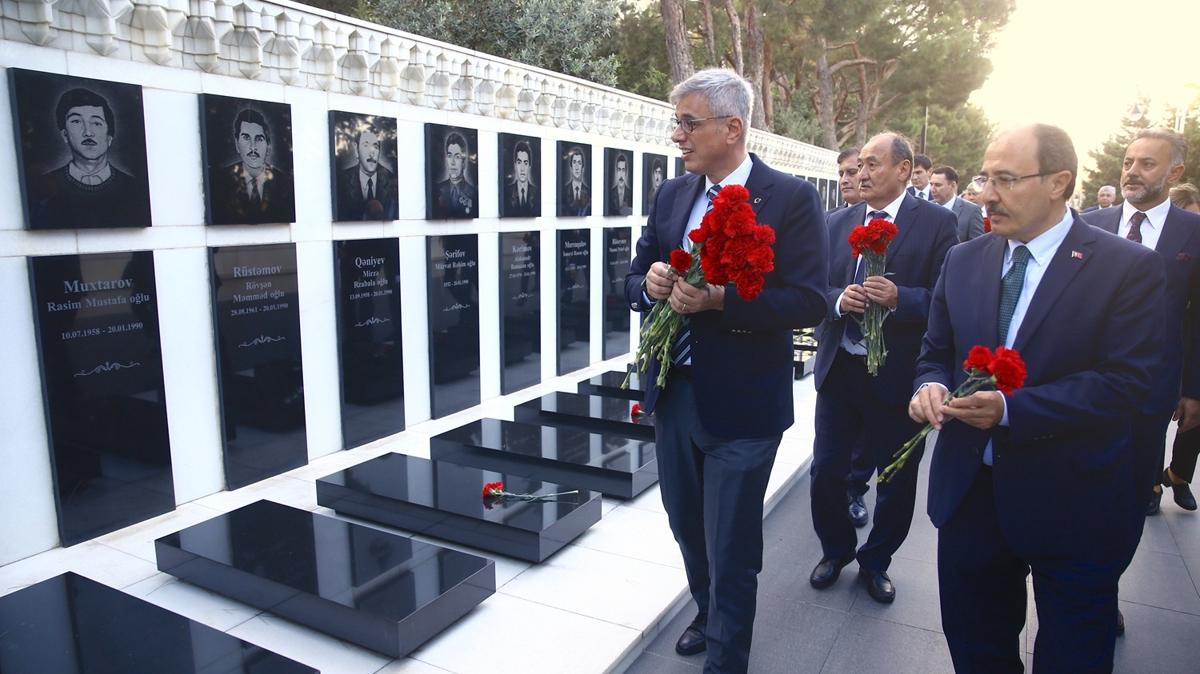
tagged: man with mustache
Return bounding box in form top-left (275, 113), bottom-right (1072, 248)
top-left (608, 152), bottom-right (633, 215)
top-left (561, 146), bottom-right (591, 216)
top-left (336, 125), bottom-right (397, 221)
top-left (432, 130), bottom-right (477, 219)
top-left (32, 87), bottom-right (150, 229)
top-left (913, 124), bottom-right (1164, 671)
top-left (829, 147), bottom-right (862, 213)
top-left (810, 132), bottom-right (957, 604)
top-left (1082, 185), bottom-right (1118, 213)
top-left (212, 108), bottom-right (294, 224)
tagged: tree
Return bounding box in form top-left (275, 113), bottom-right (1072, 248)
top-left (660, 0), bottom-right (694, 84)
top-left (1082, 100), bottom-right (1152, 205)
top-left (359, 0), bottom-right (624, 86)
top-left (878, 101), bottom-right (993, 177)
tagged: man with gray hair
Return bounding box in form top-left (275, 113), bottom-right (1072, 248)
top-left (1083, 184), bottom-right (1118, 213)
top-left (625, 68), bottom-right (828, 673)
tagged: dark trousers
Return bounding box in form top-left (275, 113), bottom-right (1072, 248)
top-left (939, 468), bottom-right (1124, 673)
top-left (655, 373), bottom-right (781, 674)
top-left (847, 439), bottom-right (873, 499)
top-left (1169, 424), bottom-right (1200, 482)
top-left (811, 349), bottom-right (923, 572)
top-left (1131, 410), bottom-right (1174, 500)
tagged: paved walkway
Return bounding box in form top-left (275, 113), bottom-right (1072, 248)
top-left (625, 446), bottom-right (1200, 673)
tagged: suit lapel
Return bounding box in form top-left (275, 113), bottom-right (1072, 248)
top-left (665, 173), bottom-right (704, 254)
top-left (1155, 204), bottom-right (1194, 259)
top-left (977, 235), bottom-right (1006, 348)
top-left (887, 193), bottom-right (921, 256)
top-left (1013, 219), bottom-right (1096, 352)
top-left (743, 156), bottom-right (776, 218)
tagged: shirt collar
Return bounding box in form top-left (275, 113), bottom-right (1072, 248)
top-left (69, 161), bottom-right (111, 184)
top-left (1121, 198), bottom-right (1171, 231)
top-left (865, 190), bottom-right (907, 222)
top-left (705, 153), bottom-right (754, 192)
top-left (1008, 207), bottom-right (1073, 266)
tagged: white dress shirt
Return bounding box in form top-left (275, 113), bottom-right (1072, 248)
top-left (835, 190), bottom-right (907, 354)
top-left (1118, 198), bottom-right (1171, 252)
top-left (681, 153), bottom-right (754, 249)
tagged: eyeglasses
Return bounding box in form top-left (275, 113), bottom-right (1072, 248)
top-left (972, 172), bottom-right (1057, 192)
top-left (671, 115), bottom-right (733, 134)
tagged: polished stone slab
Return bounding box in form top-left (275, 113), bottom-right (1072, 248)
top-left (498, 230), bottom-right (542, 394)
top-left (0, 572), bottom-right (314, 673)
top-left (576, 369), bottom-right (645, 401)
top-left (316, 453), bottom-right (601, 562)
top-left (429, 419), bottom-right (657, 499)
top-left (155, 500), bottom-right (495, 657)
top-left (602, 227), bottom-right (632, 359)
top-left (557, 228), bottom-right (591, 375)
top-left (427, 234), bottom-right (481, 418)
top-left (514, 391), bottom-right (655, 442)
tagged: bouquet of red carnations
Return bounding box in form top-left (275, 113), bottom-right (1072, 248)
top-left (848, 218), bottom-right (899, 376)
top-left (878, 346), bottom-right (1027, 483)
top-left (626, 185), bottom-right (776, 388)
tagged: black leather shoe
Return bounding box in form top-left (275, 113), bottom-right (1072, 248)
top-left (1164, 469), bottom-right (1198, 511)
top-left (1147, 488), bottom-right (1162, 516)
top-left (859, 567), bottom-right (895, 604)
top-left (674, 621), bottom-right (706, 656)
top-left (809, 554), bottom-right (855, 589)
top-left (848, 495), bottom-right (869, 528)
top-left (1116, 609), bottom-right (1125, 636)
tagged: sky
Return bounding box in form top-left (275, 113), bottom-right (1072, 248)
top-left (970, 0), bottom-right (1200, 172)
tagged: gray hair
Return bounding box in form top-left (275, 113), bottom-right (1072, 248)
top-left (669, 69), bottom-right (754, 125)
top-left (1133, 128), bottom-right (1187, 167)
top-left (1098, 185), bottom-right (1116, 196)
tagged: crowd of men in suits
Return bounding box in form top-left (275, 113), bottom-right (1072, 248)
top-left (627, 67), bottom-right (1200, 673)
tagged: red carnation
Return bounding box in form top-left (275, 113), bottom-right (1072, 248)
top-left (963, 345), bottom-right (994, 373)
top-left (983, 216), bottom-right (992, 233)
top-left (482, 481), bottom-right (505, 498)
top-left (989, 346), bottom-right (1027, 395)
top-left (670, 250), bottom-right (693, 275)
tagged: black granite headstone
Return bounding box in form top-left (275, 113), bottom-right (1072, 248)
top-left (209, 244), bottom-right (307, 489)
top-left (427, 235), bottom-right (480, 418)
top-left (0, 573), bottom-right (315, 673)
top-left (498, 231), bottom-right (541, 394)
top-left (576, 369), bottom-right (645, 401)
top-left (156, 500), bottom-right (495, 658)
top-left (30, 252), bottom-right (174, 546)
top-left (317, 453), bottom-right (601, 562)
top-left (602, 227), bottom-right (632, 359)
top-left (514, 391), bottom-right (654, 441)
top-left (557, 229), bottom-right (590, 375)
top-left (334, 239), bottom-right (404, 448)
top-left (430, 419), bottom-right (657, 498)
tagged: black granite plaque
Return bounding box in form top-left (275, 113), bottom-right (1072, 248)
top-left (557, 229), bottom-right (590, 375)
top-left (428, 235), bottom-right (480, 418)
top-left (334, 239), bottom-right (404, 449)
top-left (499, 231), bottom-right (541, 394)
top-left (156, 500), bottom-right (495, 658)
top-left (515, 391), bottom-right (654, 441)
top-left (602, 227), bottom-right (632, 359)
top-left (30, 252), bottom-right (174, 546)
top-left (317, 453), bottom-right (601, 562)
top-left (209, 245), bottom-right (307, 489)
top-left (430, 419), bottom-right (657, 498)
top-left (0, 573), bottom-right (315, 673)
top-left (674, 157), bottom-right (685, 178)
top-left (576, 369), bottom-right (645, 401)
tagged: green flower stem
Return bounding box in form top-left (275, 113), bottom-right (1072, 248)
top-left (877, 373), bottom-right (996, 484)
top-left (624, 243), bottom-right (706, 390)
top-left (861, 251), bottom-right (889, 375)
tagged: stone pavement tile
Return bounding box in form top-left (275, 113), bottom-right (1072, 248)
top-left (1137, 510), bottom-right (1183, 556)
top-left (645, 600), bottom-right (703, 661)
top-left (1118, 548), bottom-right (1200, 615)
top-left (749, 601), bottom-right (849, 674)
top-left (818, 613), bottom-right (954, 674)
top-left (892, 514), bottom-right (938, 565)
top-left (848, 556), bottom-right (943, 634)
top-left (1113, 600), bottom-right (1200, 672)
top-left (622, 652), bottom-right (702, 674)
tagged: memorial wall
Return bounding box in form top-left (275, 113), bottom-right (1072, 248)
top-left (0, 0), bottom-right (837, 565)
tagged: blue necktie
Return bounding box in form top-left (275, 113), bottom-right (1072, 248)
top-left (844, 210), bottom-right (888, 344)
top-left (671, 184), bottom-right (721, 364)
top-left (998, 245), bottom-right (1030, 346)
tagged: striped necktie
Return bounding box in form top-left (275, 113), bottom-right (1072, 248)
top-left (845, 210), bottom-right (889, 344)
top-left (670, 184), bottom-right (722, 364)
top-left (998, 245), bottom-right (1031, 346)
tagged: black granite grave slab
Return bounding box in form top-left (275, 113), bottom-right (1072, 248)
top-left (428, 234), bottom-right (481, 418)
top-left (577, 369), bottom-right (646, 401)
top-left (0, 572), bottom-right (314, 673)
top-left (334, 238), bottom-right (405, 448)
top-left (155, 500), bottom-right (494, 658)
top-left (30, 252), bottom-right (174, 546)
top-left (557, 228), bottom-right (591, 375)
top-left (602, 227), bottom-right (632, 359)
top-left (498, 231), bottom-right (541, 394)
top-left (317, 453), bottom-right (600, 562)
top-left (210, 245), bottom-right (307, 489)
top-left (429, 419), bottom-right (657, 498)
top-left (514, 391), bottom-right (654, 441)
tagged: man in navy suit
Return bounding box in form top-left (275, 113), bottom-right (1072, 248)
top-left (809, 132), bottom-right (958, 603)
top-left (911, 124), bottom-right (1164, 671)
top-left (929, 165), bottom-right (985, 242)
top-left (1083, 128), bottom-right (1200, 515)
top-left (625, 69), bottom-right (828, 673)
top-left (1082, 184), bottom-right (1117, 213)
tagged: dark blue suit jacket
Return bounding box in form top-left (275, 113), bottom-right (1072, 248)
top-left (1082, 204), bottom-right (1200, 414)
top-left (814, 195), bottom-right (958, 405)
top-left (916, 216), bottom-right (1165, 560)
top-left (624, 154), bottom-right (828, 439)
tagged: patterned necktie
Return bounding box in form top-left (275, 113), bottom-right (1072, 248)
top-left (671, 184), bottom-right (722, 364)
top-left (998, 245), bottom-right (1031, 346)
top-left (1127, 211), bottom-right (1146, 244)
top-left (845, 210), bottom-right (889, 344)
